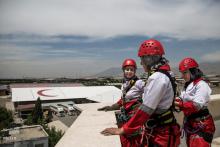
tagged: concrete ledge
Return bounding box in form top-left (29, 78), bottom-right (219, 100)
top-left (212, 137), bottom-right (220, 147)
top-left (55, 103), bottom-right (120, 147)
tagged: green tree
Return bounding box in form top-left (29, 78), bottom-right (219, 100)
top-left (23, 97), bottom-right (63, 147)
top-left (45, 110), bottom-right (53, 123)
top-left (24, 114), bottom-right (33, 125)
top-left (0, 106), bottom-right (13, 130)
top-left (42, 124), bottom-right (64, 147)
top-left (32, 97), bottom-right (43, 124)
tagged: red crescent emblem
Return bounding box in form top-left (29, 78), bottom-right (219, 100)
top-left (37, 89), bottom-right (57, 97)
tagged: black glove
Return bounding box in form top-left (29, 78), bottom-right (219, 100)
top-left (97, 106), bottom-right (111, 111)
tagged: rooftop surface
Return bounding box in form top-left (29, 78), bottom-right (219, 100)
top-left (0, 125), bottom-right (48, 144)
top-left (12, 86), bottom-right (121, 103)
top-left (10, 83), bottom-right (84, 88)
top-left (55, 103), bottom-right (121, 147)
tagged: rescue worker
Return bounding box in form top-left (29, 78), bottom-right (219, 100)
top-left (175, 57), bottom-right (215, 147)
top-left (101, 39), bottom-right (181, 147)
top-left (98, 58), bottom-right (145, 147)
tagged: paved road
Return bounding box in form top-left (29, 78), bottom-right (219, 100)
top-left (52, 112), bottom-right (78, 127)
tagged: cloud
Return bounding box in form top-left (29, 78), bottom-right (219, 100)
top-left (0, 34), bottom-right (107, 44)
top-left (0, 43), bottom-right (123, 78)
top-left (0, 56), bottom-right (120, 78)
top-left (201, 50), bottom-right (220, 62)
top-left (0, 0), bottom-right (220, 39)
top-left (0, 42), bottom-right (106, 63)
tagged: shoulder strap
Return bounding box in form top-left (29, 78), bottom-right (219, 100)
top-left (157, 69), bottom-right (177, 111)
top-left (157, 69), bottom-right (176, 97)
top-left (122, 76), bottom-right (139, 97)
top-left (121, 77), bottom-right (139, 108)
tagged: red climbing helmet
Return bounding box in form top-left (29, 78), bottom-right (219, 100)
top-left (122, 58), bottom-right (137, 69)
top-left (179, 57), bottom-right (199, 72)
top-left (138, 39), bottom-right (165, 57)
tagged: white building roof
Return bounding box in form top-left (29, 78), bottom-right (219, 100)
top-left (10, 83), bottom-right (83, 88)
top-left (12, 86), bottom-right (121, 103)
top-left (1, 125), bottom-right (48, 144)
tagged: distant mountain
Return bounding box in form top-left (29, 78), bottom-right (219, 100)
top-left (92, 67), bottom-right (145, 78)
top-left (94, 67), bottom-right (122, 77)
top-left (200, 62), bottom-right (220, 75)
top-left (93, 61), bottom-right (220, 78)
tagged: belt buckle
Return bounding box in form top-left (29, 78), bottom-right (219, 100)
top-left (146, 119), bottom-right (157, 129)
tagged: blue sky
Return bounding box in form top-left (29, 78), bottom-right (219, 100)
top-left (0, 0), bottom-right (220, 78)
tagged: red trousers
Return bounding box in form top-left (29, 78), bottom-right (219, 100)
top-left (142, 123), bottom-right (181, 147)
top-left (118, 122), bottom-right (142, 147)
top-left (187, 134), bottom-right (210, 147)
top-left (120, 134), bottom-right (142, 147)
top-left (120, 123), bottom-right (181, 147)
top-left (185, 115), bottom-right (215, 147)
top-left (118, 100), bottom-right (142, 147)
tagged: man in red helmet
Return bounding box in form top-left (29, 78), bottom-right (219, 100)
top-left (101, 39), bottom-right (181, 147)
top-left (175, 57), bottom-right (215, 147)
top-left (98, 58), bottom-right (145, 147)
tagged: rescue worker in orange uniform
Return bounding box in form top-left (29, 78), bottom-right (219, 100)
top-left (101, 39), bottom-right (181, 147)
top-left (175, 57), bottom-right (215, 147)
top-left (98, 58), bottom-right (145, 147)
